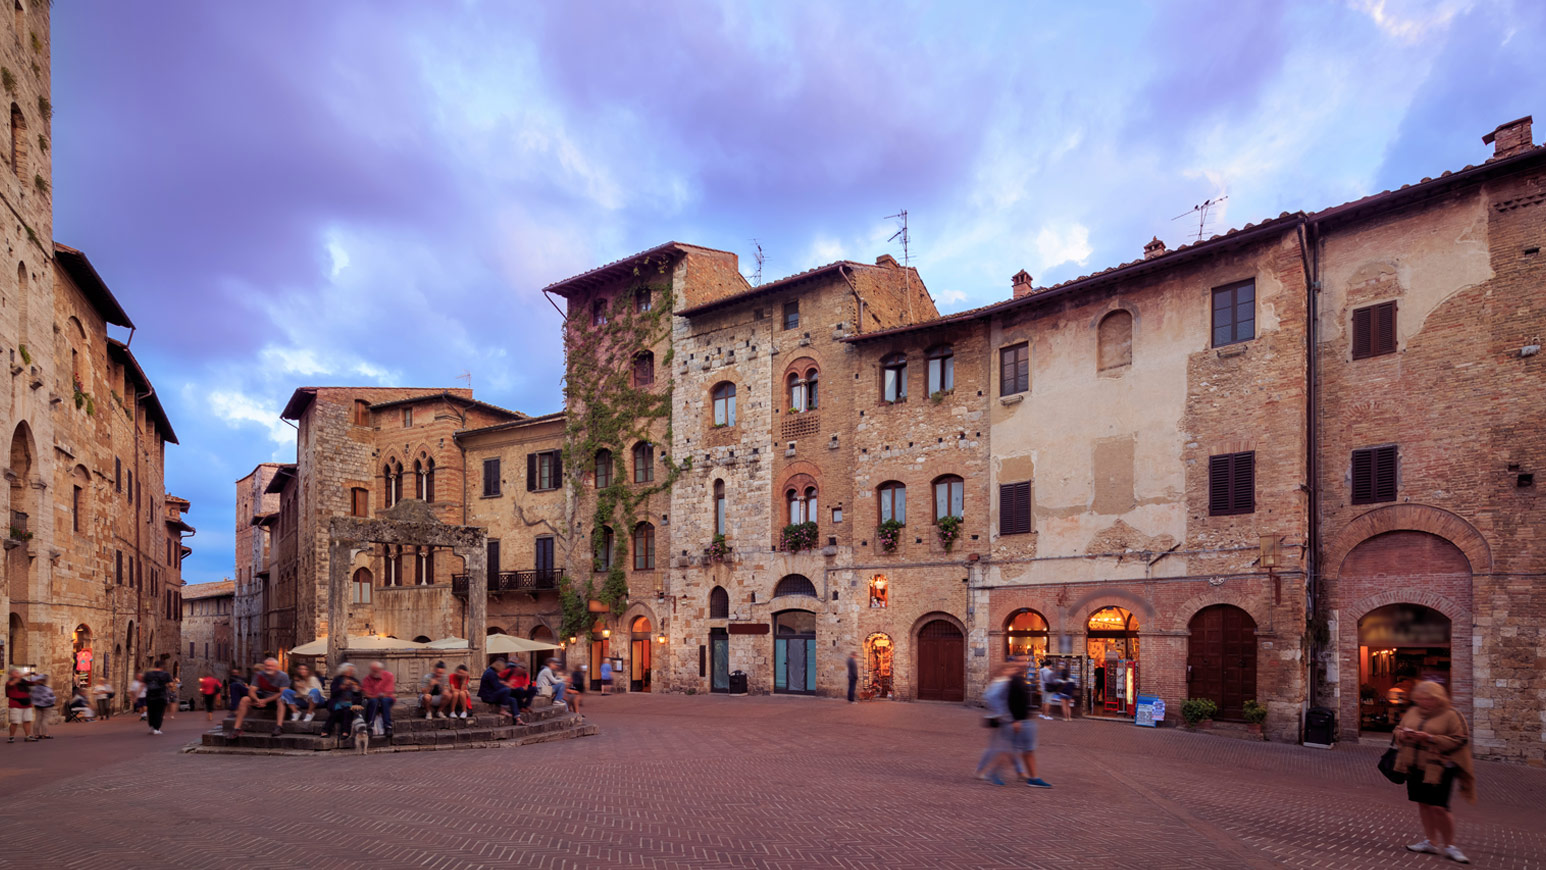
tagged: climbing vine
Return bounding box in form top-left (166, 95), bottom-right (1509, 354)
top-left (557, 257), bottom-right (689, 638)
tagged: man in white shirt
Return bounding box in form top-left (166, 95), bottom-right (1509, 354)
top-left (536, 659), bottom-right (566, 705)
top-left (1038, 661), bottom-right (1056, 720)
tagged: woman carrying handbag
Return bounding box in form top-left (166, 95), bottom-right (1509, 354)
top-left (1392, 681), bottom-right (1476, 864)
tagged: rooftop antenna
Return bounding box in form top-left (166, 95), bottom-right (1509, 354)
top-left (1172, 195), bottom-right (1228, 243)
top-left (885, 209), bottom-right (912, 323)
top-left (750, 239), bottom-right (765, 287)
top-left (455, 370), bottom-right (472, 389)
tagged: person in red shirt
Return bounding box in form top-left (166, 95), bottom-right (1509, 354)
top-left (502, 662), bottom-right (537, 714)
top-left (6, 668), bottom-right (37, 743)
top-left (197, 672), bottom-right (222, 721)
top-left (361, 661), bottom-right (396, 736)
top-left (447, 665), bottom-right (471, 719)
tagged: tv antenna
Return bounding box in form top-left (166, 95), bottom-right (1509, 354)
top-left (885, 209), bottom-right (913, 322)
top-left (455, 370), bottom-right (472, 388)
top-left (1172, 195), bottom-right (1228, 242)
top-left (750, 239), bottom-right (765, 286)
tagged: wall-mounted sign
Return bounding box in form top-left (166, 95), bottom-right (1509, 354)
top-left (727, 623), bottom-right (770, 635)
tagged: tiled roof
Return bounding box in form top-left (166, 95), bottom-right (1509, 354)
top-left (454, 410), bottom-right (565, 440)
top-left (367, 391), bottom-right (526, 421)
top-left (183, 580), bottom-right (235, 600)
top-left (106, 339), bottom-right (178, 443)
top-left (541, 242), bottom-right (739, 298)
top-left (54, 243), bottom-right (133, 329)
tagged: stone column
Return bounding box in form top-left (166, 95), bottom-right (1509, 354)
top-left (326, 537), bottom-right (354, 672)
top-left (458, 539), bottom-right (488, 687)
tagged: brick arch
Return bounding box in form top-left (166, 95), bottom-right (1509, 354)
top-left (1064, 589), bottom-right (1156, 630)
top-left (781, 354), bottom-right (822, 381)
top-left (620, 601), bottom-right (660, 635)
top-left (1345, 588), bottom-right (1466, 628)
top-left (910, 609), bottom-right (966, 638)
top-left (1326, 504), bottom-right (1491, 575)
top-left (1170, 588), bottom-right (1269, 634)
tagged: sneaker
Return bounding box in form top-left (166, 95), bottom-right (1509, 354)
top-left (1443, 845), bottom-right (1469, 864)
top-left (303, 713), bottom-right (314, 722)
top-left (1025, 778), bottom-right (1053, 789)
top-left (424, 712), bottom-right (432, 720)
top-left (458, 711), bottom-right (467, 719)
top-left (1040, 714), bottom-right (1054, 720)
top-left (1407, 840), bottom-right (1440, 855)
top-left (290, 713), bottom-right (301, 721)
top-left (151, 730), bottom-right (162, 735)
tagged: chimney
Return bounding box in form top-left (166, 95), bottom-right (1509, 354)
top-left (875, 254), bottom-right (899, 268)
top-left (1011, 269), bottom-right (1034, 299)
top-left (1483, 116), bottom-right (1533, 160)
top-left (1144, 236), bottom-right (1167, 260)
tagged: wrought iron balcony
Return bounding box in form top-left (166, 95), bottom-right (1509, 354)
top-left (451, 569), bottom-right (563, 597)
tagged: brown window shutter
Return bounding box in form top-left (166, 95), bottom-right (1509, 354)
top-left (1351, 307), bottom-right (1373, 359)
top-left (1375, 302), bottom-right (1397, 356)
top-left (1373, 445), bottom-right (1398, 501)
top-left (526, 454), bottom-right (536, 492)
top-left (1000, 481), bottom-right (1031, 535)
top-left (1236, 452), bottom-right (1255, 513)
top-left (1209, 455), bottom-right (1231, 514)
top-left (555, 452), bottom-right (563, 485)
top-left (1351, 449), bottom-right (1375, 504)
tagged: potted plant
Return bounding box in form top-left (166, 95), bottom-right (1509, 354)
top-left (876, 519), bottom-right (904, 553)
top-left (1243, 700), bottom-right (1267, 737)
top-left (1181, 697), bottom-right (1218, 730)
top-left (936, 515), bottom-right (962, 552)
top-left (705, 534), bottom-right (730, 563)
top-left (780, 521), bottom-right (818, 552)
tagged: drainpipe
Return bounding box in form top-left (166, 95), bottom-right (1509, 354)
top-left (1298, 217), bottom-right (1322, 720)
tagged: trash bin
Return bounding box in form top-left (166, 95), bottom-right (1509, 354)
top-left (1304, 706), bottom-right (1336, 747)
top-left (728, 670), bottom-right (747, 695)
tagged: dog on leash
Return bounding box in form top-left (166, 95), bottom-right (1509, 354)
top-left (350, 705), bottom-right (369, 754)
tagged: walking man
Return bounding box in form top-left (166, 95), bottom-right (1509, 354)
top-left (142, 659), bottom-right (173, 735)
top-left (6, 668), bottom-right (36, 743)
top-left (198, 672), bottom-right (221, 721)
top-left (847, 652), bottom-right (859, 703)
top-left (1009, 661), bottom-right (1052, 788)
top-left (28, 674), bottom-right (55, 739)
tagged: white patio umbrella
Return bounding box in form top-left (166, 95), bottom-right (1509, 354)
top-left (486, 634), bottom-right (562, 655)
top-left (288, 635), bottom-right (428, 656)
top-left (424, 636), bottom-right (470, 650)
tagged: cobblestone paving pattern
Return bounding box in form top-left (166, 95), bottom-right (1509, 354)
top-left (0, 694), bottom-right (1542, 869)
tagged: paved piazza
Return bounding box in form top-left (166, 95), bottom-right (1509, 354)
top-left (1, 694), bottom-right (1542, 869)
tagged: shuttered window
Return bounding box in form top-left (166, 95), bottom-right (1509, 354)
top-left (999, 481), bottom-right (1032, 535)
top-left (1351, 301), bottom-right (1397, 359)
top-left (999, 343), bottom-right (1029, 395)
top-left (1208, 451), bottom-right (1255, 515)
top-left (484, 458), bottom-right (501, 497)
top-left (1351, 445), bottom-right (1398, 505)
top-left (528, 451), bottom-right (561, 491)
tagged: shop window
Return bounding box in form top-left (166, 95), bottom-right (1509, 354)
top-left (864, 633), bottom-right (894, 698)
top-left (878, 481), bottom-right (906, 524)
top-left (881, 354), bottom-right (907, 402)
top-left (933, 475), bottom-right (963, 521)
top-left (926, 345), bottom-right (954, 395)
top-left (868, 575), bottom-right (888, 608)
top-left (632, 442), bottom-right (654, 483)
top-left (712, 382), bottom-right (737, 427)
top-left (1004, 608), bottom-right (1048, 659)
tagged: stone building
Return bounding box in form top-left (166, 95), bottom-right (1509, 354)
top-left (181, 579), bottom-right (233, 686)
top-left (232, 462), bottom-right (280, 665)
top-left (1, 0), bottom-right (189, 698)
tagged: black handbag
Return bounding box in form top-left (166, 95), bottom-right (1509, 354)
top-left (1377, 744), bottom-right (1406, 784)
top-left (982, 716), bottom-right (1000, 729)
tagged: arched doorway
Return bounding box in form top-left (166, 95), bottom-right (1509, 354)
top-left (1357, 603), bottom-right (1451, 734)
top-left (916, 619), bottom-right (964, 702)
top-left (773, 610), bottom-right (816, 694)
top-left (629, 616), bottom-right (652, 692)
top-left (1087, 607), bottom-right (1139, 715)
top-left (864, 633), bottom-right (894, 698)
top-left (1004, 609), bottom-right (1049, 661)
top-left (529, 624), bottom-right (554, 674)
top-left (1187, 605), bottom-right (1257, 721)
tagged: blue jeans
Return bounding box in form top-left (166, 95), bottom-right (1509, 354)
top-left (281, 688), bottom-right (323, 708)
top-left (365, 697), bottom-right (394, 732)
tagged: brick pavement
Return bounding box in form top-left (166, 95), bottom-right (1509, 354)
top-left (1, 694), bottom-right (1542, 869)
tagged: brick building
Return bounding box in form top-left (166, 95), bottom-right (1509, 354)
top-left (232, 462), bottom-right (280, 665)
top-left (181, 579), bottom-right (234, 686)
top-left (2, 2), bottom-right (190, 701)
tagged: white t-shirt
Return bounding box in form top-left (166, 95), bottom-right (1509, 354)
top-left (131, 680), bottom-right (146, 699)
top-left (1038, 667), bottom-right (1054, 692)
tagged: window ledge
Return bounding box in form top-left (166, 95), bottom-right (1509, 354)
top-left (480, 493), bottom-right (503, 500)
top-left (999, 394), bottom-right (1024, 405)
top-left (1215, 343), bottom-right (1249, 359)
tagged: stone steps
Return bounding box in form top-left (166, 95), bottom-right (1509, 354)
top-left (193, 698), bottom-right (591, 755)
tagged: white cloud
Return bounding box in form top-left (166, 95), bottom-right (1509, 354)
top-left (1351, 0), bottom-right (1471, 43)
top-left (935, 288), bottom-right (967, 306)
top-left (258, 346), bottom-right (330, 377)
top-left (203, 389), bottom-right (293, 445)
top-left (325, 234), bottom-right (351, 281)
top-left (1033, 223), bottom-right (1093, 272)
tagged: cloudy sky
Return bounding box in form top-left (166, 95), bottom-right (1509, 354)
top-left (51, 0), bottom-right (1541, 582)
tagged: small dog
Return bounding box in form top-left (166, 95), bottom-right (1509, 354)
top-left (350, 705), bottom-right (369, 754)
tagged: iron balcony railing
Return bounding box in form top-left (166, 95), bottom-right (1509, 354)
top-left (451, 569), bottom-right (563, 597)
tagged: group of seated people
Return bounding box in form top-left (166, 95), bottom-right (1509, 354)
top-left (225, 656), bottom-right (574, 742)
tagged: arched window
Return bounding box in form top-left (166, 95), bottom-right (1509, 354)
top-left (1004, 609), bottom-right (1049, 658)
top-left (932, 475), bottom-right (964, 521)
top-left (351, 568), bottom-right (373, 604)
top-left (594, 449), bottom-right (613, 488)
top-left (786, 485), bottom-right (818, 525)
top-left (633, 350), bottom-right (655, 387)
top-left (805, 368), bottom-right (819, 410)
top-left (592, 297), bottom-right (608, 326)
top-left (10, 103), bottom-right (24, 179)
top-left (878, 481), bottom-right (907, 524)
top-left (633, 522), bottom-right (655, 570)
top-left (414, 456), bottom-right (436, 502)
top-left (926, 345), bottom-right (954, 394)
top-left (632, 441), bottom-right (654, 483)
top-left (881, 353), bottom-right (907, 402)
top-left (712, 382), bottom-right (737, 426)
top-left (382, 459), bottom-right (403, 508)
top-left (709, 585), bottom-right (729, 619)
top-left (774, 574), bottom-right (817, 598)
top-left (713, 479), bottom-right (727, 536)
top-left (787, 372), bottom-right (804, 413)
top-left (1098, 310), bottom-right (1133, 372)
top-left (594, 526), bottom-right (615, 570)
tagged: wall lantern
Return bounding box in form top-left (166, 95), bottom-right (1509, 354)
top-left (601, 628), bottom-right (611, 639)
top-left (656, 633), bottom-right (667, 644)
top-left (568, 636), bottom-right (578, 645)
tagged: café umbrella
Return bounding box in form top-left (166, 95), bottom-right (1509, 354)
top-left (425, 635), bottom-right (562, 655)
top-left (287, 635), bottom-right (428, 656)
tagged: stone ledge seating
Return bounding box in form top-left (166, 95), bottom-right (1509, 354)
top-left (194, 696), bottom-right (594, 754)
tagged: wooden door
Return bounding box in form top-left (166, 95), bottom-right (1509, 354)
top-left (1187, 605), bottom-right (1257, 720)
top-left (916, 620), bottom-right (965, 702)
top-left (710, 631), bottom-right (729, 693)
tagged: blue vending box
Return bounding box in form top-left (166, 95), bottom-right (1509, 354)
top-left (1134, 694), bottom-right (1165, 727)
